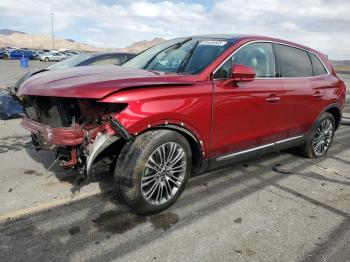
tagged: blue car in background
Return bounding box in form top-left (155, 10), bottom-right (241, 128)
top-left (2, 49), bottom-right (35, 60)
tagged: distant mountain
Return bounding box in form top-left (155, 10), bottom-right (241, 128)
top-left (331, 60), bottom-right (350, 67)
top-left (0, 29), bottom-right (165, 53)
top-left (0, 29), bottom-right (26, 35)
top-left (0, 32), bottom-right (104, 51)
top-left (122, 37), bottom-right (165, 53)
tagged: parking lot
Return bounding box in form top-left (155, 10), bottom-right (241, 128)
top-left (0, 60), bottom-right (349, 262)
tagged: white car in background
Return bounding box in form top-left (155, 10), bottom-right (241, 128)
top-left (39, 52), bottom-right (67, 62)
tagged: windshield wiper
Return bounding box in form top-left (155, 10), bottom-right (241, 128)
top-left (177, 40), bottom-right (199, 73)
top-left (143, 37), bottom-right (192, 69)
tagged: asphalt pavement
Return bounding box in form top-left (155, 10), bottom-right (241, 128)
top-left (0, 60), bottom-right (349, 262)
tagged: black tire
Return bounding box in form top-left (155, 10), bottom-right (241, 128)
top-left (298, 112), bottom-right (335, 158)
top-left (3, 54), bottom-right (9, 60)
top-left (115, 130), bottom-right (192, 215)
top-left (44, 57), bottom-right (49, 62)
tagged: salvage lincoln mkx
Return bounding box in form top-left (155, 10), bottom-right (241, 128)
top-left (18, 35), bottom-right (346, 214)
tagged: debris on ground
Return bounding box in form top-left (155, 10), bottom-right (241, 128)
top-left (234, 217), bottom-right (242, 223)
top-left (272, 165), bottom-right (293, 174)
top-left (0, 89), bottom-right (23, 120)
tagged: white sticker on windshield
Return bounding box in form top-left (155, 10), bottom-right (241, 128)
top-left (198, 40), bottom-right (227, 46)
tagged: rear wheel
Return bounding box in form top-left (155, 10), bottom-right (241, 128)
top-left (298, 112), bottom-right (335, 158)
top-left (44, 57), bottom-right (49, 62)
top-left (3, 54), bottom-right (9, 60)
top-left (115, 130), bottom-right (192, 215)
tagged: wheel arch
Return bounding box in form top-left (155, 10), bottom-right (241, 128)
top-left (307, 103), bottom-right (342, 138)
top-left (141, 124), bottom-right (205, 173)
top-left (314, 103), bottom-right (342, 130)
top-left (89, 123), bottom-right (206, 175)
top-left (325, 106), bottom-right (341, 130)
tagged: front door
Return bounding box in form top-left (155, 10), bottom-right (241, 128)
top-left (210, 42), bottom-right (286, 159)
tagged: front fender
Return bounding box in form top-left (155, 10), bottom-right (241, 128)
top-left (100, 84), bottom-right (212, 157)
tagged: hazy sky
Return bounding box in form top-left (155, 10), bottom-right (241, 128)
top-left (0, 0), bottom-right (349, 59)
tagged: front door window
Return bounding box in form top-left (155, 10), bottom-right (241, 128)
top-left (214, 42), bottom-right (276, 79)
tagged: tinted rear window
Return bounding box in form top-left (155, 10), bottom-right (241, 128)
top-left (274, 44), bottom-right (313, 77)
top-left (309, 53), bottom-right (327, 76)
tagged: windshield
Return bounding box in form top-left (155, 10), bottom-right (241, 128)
top-left (122, 38), bottom-right (234, 74)
top-left (47, 53), bottom-right (92, 70)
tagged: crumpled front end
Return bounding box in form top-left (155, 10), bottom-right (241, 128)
top-left (20, 95), bottom-right (129, 175)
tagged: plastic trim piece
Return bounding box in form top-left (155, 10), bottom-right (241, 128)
top-left (109, 118), bottom-right (132, 140)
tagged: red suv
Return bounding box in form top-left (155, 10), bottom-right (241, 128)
top-left (18, 35), bottom-right (346, 214)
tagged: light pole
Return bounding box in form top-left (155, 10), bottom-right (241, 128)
top-left (51, 13), bottom-right (55, 49)
top-left (77, 31), bottom-right (80, 51)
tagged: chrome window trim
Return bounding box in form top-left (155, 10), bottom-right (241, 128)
top-left (212, 40), bottom-right (330, 80)
top-left (216, 135), bottom-right (304, 162)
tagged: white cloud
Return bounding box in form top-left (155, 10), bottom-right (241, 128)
top-left (0, 0), bottom-right (349, 59)
top-left (87, 28), bottom-right (102, 33)
top-left (281, 22), bottom-right (299, 30)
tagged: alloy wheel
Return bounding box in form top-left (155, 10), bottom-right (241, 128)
top-left (141, 142), bottom-right (187, 205)
top-left (312, 119), bottom-right (333, 156)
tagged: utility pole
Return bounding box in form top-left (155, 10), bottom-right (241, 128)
top-left (51, 13), bottom-right (55, 50)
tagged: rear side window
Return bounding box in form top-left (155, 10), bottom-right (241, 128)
top-left (89, 56), bottom-right (119, 65)
top-left (309, 53), bottom-right (327, 76)
top-left (274, 44), bottom-right (313, 77)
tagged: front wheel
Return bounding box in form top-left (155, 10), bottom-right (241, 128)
top-left (115, 130), bottom-right (192, 215)
top-left (44, 57), bottom-right (49, 62)
top-left (298, 112), bottom-right (335, 158)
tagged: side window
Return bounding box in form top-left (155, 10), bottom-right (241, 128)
top-left (117, 55), bottom-right (130, 65)
top-left (89, 56), bottom-right (119, 65)
top-left (309, 53), bottom-right (327, 76)
top-left (213, 42), bottom-right (275, 79)
top-left (213, 59), bottom-right (232, 79)
top-left (274, 44), bottom-right (313, 77)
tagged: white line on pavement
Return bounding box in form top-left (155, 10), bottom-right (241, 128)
top-left (0, 188), bottom-right (112, 223)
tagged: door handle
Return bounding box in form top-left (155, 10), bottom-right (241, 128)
top-left (266, 95), bottom-right (280, 103)
top-left (313, 91), bottom-right (323, 98)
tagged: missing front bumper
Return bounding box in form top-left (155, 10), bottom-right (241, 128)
top-left (22, 117), bottom-right (84, 146)
top-left (22, 117), bottom-right (123, 175)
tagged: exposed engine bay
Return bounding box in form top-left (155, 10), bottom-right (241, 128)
top-left (21, 95), bottom-right (130, 178)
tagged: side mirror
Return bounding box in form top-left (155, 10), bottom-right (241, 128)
top-left (231, 64), bottom-right (256, 82)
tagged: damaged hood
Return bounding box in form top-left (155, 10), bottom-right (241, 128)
top-left (17, 65), bottom-right (197, 99)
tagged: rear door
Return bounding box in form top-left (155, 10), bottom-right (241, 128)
top-left (211, 42), bottom-right (287, 158)
top-left (273, 44), bottom-right (329, 135)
